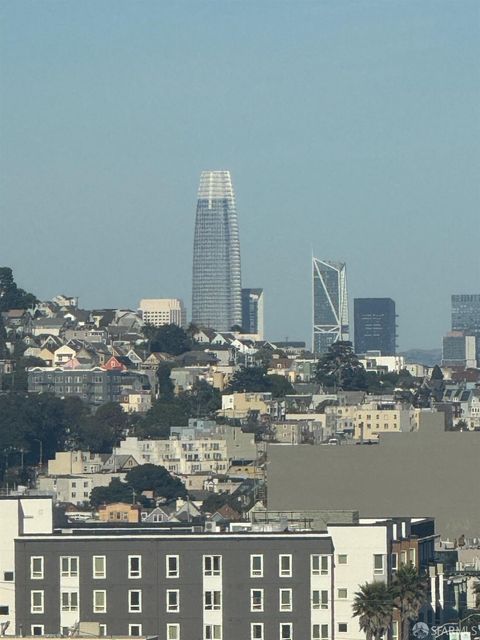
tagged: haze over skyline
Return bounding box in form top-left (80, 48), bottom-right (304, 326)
top-left (1, 0), bottom-right (479, 350)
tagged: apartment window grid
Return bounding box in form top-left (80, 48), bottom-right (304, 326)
top-left (61, 591), bottom-right (79, 612)
top-left (251, 622), bottom-right (264, 640)
top-left (312, 590), bottom-right (328, 610)
top-left (93, 556), bottom-right (106, 579)
top-left (30, 557), bottom-right (44, 580)
top-left (280, 622), bottom-right (293, 640)
top-left (204, 624), bottom-right (222, 640)
top-left (250, 588), bottom-right (264, 612)
top-left (167, 623), bottom-right (180, 640)
top-left (166, 555), bottom-right (179, 578)
top-left (311, 554), bottom-right (329, 576)
top-left (203, 555), bottom-right (222, 577)
top-left (279, 588), bottom-right (292, 612)
top-left (250, 554), bottom-right (263, 578)
top-left (60, 556), bottom-right (79, 578)
top-left (30, 590), bottom-right (44, 614)
top-left (93, 590), bottom-right (106, 613)
top-left (279, 554), bottom-right (292, 577)
top-left (128, 555), bottom-right (142, 579)
top-left (166, 589), bottom-right (180, 613)
top-left (204, 590), bottom-right (222, 611)
top-left (128, 590), bottom-right (142, 613)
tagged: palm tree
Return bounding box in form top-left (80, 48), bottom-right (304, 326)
top-left (391, 564), bottom-right (428, 640)
top-left (353, 581), bottom-right (394, 640)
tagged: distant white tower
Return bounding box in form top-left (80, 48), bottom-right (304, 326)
top-left (192, 171), bottom-right (242, 331)
top-left (312, 258), bottom-right (349, 353)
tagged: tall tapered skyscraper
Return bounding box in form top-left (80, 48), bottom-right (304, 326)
top-left (312, 257), bottom-right (349, 354)
top-left (192, 171), bottom-right (242, 331)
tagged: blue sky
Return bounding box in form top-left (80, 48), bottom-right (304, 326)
top-left (1, 0), bottom-right (479, 349)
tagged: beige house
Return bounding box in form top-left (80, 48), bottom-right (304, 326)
top-left (353, 403), bottom-right (415, 440)
top-left (48, 451), bottom-right (108, 475)
top-left (120, 391), bottom-right (152, 413)
top-left (98, 502), bottom-right (141, 523)
top-left (220, 392), bottom-right (272, 419)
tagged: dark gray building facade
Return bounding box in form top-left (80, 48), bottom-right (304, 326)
top-left (15, 531), bottom-right (333, 640)
top-left (241, 288), bottom-right (264, 337)
top-left (27, 368), bottom-right (150, 406)
top-left (354, 298), bottom-right (396, 355)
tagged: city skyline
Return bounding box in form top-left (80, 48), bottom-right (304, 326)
top-left (1, 1), bottom-right (478, 350)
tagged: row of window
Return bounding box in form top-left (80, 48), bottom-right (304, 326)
top-left (30, 553), bottom-right (332, 580)
top-left (29, 622), bottom-right (328, 640)
top-left (31, 587), bottom-right (349, 615)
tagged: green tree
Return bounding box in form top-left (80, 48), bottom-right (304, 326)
top-left (75, 403), bottom-right (128, 452)
top-left (126, 463), bottom-right (187, 501)
top-left (353, 581), bottom-right (394, 640)
top-left (136, 396), bottom-right (190, 438)
top-left (90, 477), bottom-right (134, 508)
top-left (183, 380), bottom-right (222, 416)
top-left (226, 366), bottom-right (271, 393)
top-left (315, 341), bottom-right (368, 391)
top-left (156, 362), bottom-right (175, 397)
top-left (430, 365), bottom-right (444, 381)
top-left (144, 323), bottom-right (191, 356)
top-left (268, 374), bottom-right (294, 398)
top-left (391, 564), bottom-right (428, 640)
top-left (0, 267), bottom-right (37, 311)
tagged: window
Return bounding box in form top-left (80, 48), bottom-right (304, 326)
top-left (204, 625), bottom-right (222, 640)
top-left (3, 571), bottom-right (14, 581)
top-left (93, 556), bottom-right (106, 579)
top-left (392, 621), bottom-right (399, 640)
top-left (392, 553), bottom-right (398, 571)
top-left (128, 556), bottom-right (141, 579)
top-left (167, 589), bottom-right (180, 613)
top-left (99, 625), bottom-right (107, 637)
top-left (312, 624), bottom-right (329, 640)
top-left (250, 555), bottom-right (263, 578)
top-left (204, 555), bottom-right (222, 576)
top-left (279, 554), bottom-right (292, 577)
top-left (251, 623), bottom-right (264, 640)
top-left (167, 623), bottom-right (180, 640)
top-left (60, 556), bottom-right (78, 577)
top-left (0, 606), bottom-right (8, 615)
top-left (409, 548), bottom-right (416, 565)
top-left (93, 590), bottom-right (106, 613)
top-left (128, 590), bottom-right (142, 613)
top-left (311, 554), bottom-right (329, 576)
top-left (250, 589), bottom-right (264, 612)
top-left (61, 591), bottom-right (79, 612)
top-left (166, 555), bottom-right (179, 578)
top-left (337, 588), bottom-right (348, 599)
top-left (312, 590), bottom-right (328, 610)
top-left (279, 588), bottom-right (292, 612)
top-left (337, 554), bottom-right (348, 565)
top-left (338, 624), bottom-right (348, 633)
top-left (129, 624), bottom-right (142, 637)
top-left (280, 623), bottom-right (293, 640)
top-left (31, 591), bottom-right (44, 614)
top-left (31, 557), bottom-right (44, 580)
top-left (400, 550), bottom-right (407, 565)
top-left (31, 625), bottom-right (44, 636)
top-left (204, 590), bottom-right (221, 610)
top-left (374, 554), bottom-right (384, 574)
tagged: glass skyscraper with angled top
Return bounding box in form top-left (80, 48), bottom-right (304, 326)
top-left (192, 171), bottom-right (242, 331)
top-left (312, 257), bottom-right (349, 354)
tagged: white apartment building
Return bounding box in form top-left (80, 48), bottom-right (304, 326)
top-left (115, 436), bottom-right (229, 475)
top-left (138, 298), bottom-right (186, 328)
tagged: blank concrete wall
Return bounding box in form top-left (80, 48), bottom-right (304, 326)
top-left (267, 414), bottom-right (480, 539)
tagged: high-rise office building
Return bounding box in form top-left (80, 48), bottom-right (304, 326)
top-left (451, 294), bottom-right (480, 362)
top-left (354, 298), bottom-right (396, 355)
top-left (442, 331), bottom-right (477, 369)
top-left (241, 288), bottom-right (264, 338)
top-left (312, 258), bottom-right (349, 354)
top-left (192, 171), bottom-right (242, 331)
top-left (138, 298), bottom-right (186, 328)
